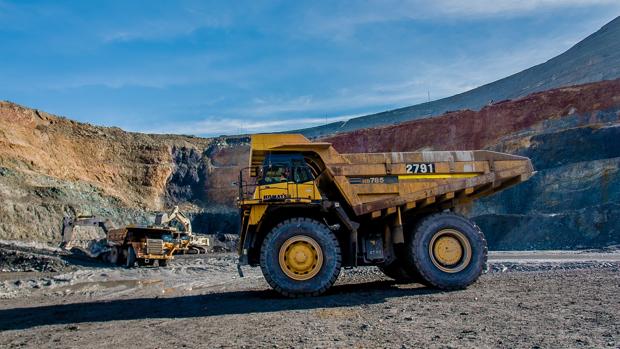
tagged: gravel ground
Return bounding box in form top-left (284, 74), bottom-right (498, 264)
top-left (0, 245), bottom-right (619, 348)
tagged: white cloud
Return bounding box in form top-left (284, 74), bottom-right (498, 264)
top-left (300, 0), bottom-right (620, 40)
top-left (144, 114), bottom-right (358, 136)
top-left (101, 7), bottom-right (231, 43)
top-left (229, 88), bottom-right (428, 118)
top-left (430, 0), bottom-right (620, 17)
top-left (36, 52), bottom-right (240, 91)
top-left (138, 77), bottom-right (470, 136)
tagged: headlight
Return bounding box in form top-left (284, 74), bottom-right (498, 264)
top-left (161, 234), bottom-right (174, 242)
top-left (181, 235), bottom-right (190, 241)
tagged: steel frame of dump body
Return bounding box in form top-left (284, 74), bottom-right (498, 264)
top-left (326, 150), bottom-right (533, 217)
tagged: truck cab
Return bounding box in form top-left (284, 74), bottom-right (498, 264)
top-left (252, 153), bottom-right (321, 203)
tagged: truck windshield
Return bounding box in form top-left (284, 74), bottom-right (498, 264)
top-left (258, 154), bottom-right (315, 185)
top-left (259, 163), bottom-right (290, 184)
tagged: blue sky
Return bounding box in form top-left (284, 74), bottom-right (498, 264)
top-left (1, 1), bottom-right (619, 137)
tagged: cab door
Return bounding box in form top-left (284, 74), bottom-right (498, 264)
top-left (291, 164), bottom-right (320, 201)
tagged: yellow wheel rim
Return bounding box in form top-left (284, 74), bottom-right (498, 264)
top-left (278, 235), bottom-right (323, 281)
top-left (429, 229), bottom-right (472, 273)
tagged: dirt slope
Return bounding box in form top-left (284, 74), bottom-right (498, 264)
top-left (0, 101), bottom-right (248, 242)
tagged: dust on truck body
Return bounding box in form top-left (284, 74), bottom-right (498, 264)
top-left (237, 134), bottom-right (534, 297)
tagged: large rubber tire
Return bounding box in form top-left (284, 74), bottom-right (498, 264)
top-left (187, 248), bottom-right (199, 255)
top-left (405, 212), bottom-right (487, 290)
top-left (260, 218), bottom-right (341, 297)
top-left (125, 246), bottom-right (136, 268)
top-left (107, 246), bottom-right (120, 265)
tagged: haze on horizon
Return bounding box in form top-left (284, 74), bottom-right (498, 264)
top-left (1, 0), bottom-right (619, 137)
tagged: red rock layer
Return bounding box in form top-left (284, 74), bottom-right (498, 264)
top-left (323, 79), bottom-right (620, 153)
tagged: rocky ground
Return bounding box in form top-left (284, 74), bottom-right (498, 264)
top-left (0, 243), bottom-right (618, 348)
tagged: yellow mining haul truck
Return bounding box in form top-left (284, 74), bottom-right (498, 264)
top-left (61, 215), bottom-right (190, 268)
top-left (237, 134), bottom-right (534, 297)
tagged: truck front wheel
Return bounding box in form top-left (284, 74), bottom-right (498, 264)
top-left (260, 218), bottom-right (341, 297)
top-left (107, 246), bottom-right (120, 265)
top-left (405, 212), bottom-right (487, 290)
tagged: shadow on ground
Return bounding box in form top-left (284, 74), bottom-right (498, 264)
top-left (0, 280), bottom-right (440, 331)
top-left (60, 255), bottom-right (110, 268)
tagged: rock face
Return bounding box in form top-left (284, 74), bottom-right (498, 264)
top-left (0, 101), bottom-right (248, 242)
top-left (296, 16), bottom-right (620, 138)
top-left (324, 79), bottom-right (620, 250)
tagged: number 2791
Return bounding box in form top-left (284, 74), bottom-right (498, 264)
top-left (406, 163), bottom-right (435, 174)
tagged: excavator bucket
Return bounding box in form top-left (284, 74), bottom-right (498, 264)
top-left (60, 216), bottom-right (113, 258)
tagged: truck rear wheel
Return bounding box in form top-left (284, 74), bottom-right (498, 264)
top-left (125, 246), bottom-right (136, 268)
top-left (405, 212), bottom-right (487, 290)
top-left (260, 218), bottom-right (341, 297)
top-left (107, 246), bottom-right (120, 265)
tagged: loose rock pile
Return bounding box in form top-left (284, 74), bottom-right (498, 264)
top-left (487, 261), bottom-right (620, 273)
top-left (0, 247), bottom-right (69, 273)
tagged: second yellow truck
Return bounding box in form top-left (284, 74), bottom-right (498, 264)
top-left (237, 134), bottom-right (534, 297)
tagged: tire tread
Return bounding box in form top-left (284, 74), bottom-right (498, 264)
top-left (406, 212), bottom-right (487, 290)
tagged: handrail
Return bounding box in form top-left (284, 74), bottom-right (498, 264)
top-left (237, 167), bottom-right (258, 201)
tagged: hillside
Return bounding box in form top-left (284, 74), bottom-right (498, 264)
top-left (296, 16), bottom-right (620, 138)
top-left (0, 101), bottom-right (248, 241)
top-left (323, 79), bottom-right (620, 249)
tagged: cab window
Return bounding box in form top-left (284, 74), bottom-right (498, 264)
top-left (292, 166), bottom-right (313, 183)
top-left (259, 163), bottom-right (290, 184)
top-left (291, 158), bottom-right (314, 183)
top-left (258, 154), bottom-right (316, 185)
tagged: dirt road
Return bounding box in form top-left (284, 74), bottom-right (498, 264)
top-left (0, 246), bottom-right (619, 348)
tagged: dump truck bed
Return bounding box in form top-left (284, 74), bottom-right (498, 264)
top-left (329, 150), bottom-right (534, 216)
top-left (248, 134), bottom-right (534, 217)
